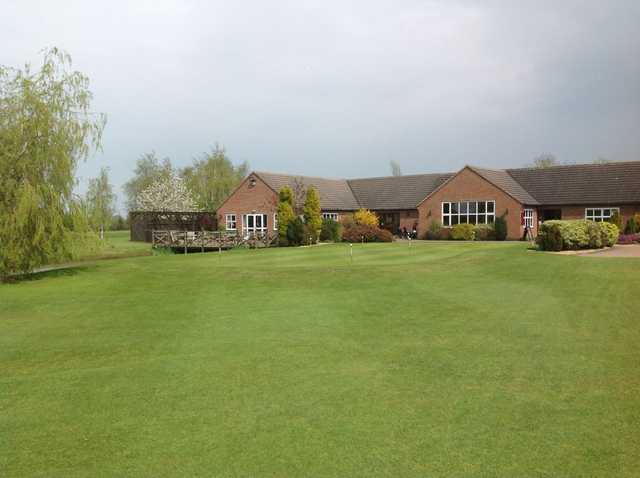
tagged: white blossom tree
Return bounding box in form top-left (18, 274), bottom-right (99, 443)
top-left (136, 173), bottom-right (199, 212)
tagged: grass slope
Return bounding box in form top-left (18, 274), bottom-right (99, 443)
top-left (1, 242), bottom-right (639, 476)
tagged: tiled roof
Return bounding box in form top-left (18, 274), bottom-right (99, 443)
top-left (251, 161), bottom-right (640, 211)
top-left (348, 173), bottom-right (453, 210)
top-left (255, 172), bottom-right (360, 210)
top-left (469, 166), bottom-right (540, 205)
top-left (506, 161), bottom-right (640, 205)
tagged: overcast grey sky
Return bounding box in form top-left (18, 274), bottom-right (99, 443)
top-left (2, 1), bottom-right (639, 210)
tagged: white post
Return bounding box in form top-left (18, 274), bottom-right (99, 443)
top-left (350, 243), bottom-right (353, 263)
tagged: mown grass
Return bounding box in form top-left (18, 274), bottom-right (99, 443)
top-left (1, 242), bottom-right (638, 477)
top-left (71, 230), bottom-right (152, 262)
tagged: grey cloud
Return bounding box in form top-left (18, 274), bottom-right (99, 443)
top-left (1, 0), bottom-right (638, 211)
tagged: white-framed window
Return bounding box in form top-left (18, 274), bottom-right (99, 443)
top-left (441, 201), bottom-right (495, 227)
top-left (273, 213), bottom-right (278, 230)
top-left (225, 214), bottom-right (236, 230)
top-left (523, 209), bottom-right (534, 228)
top-left (242, 213), bottom-right (268, 235)
top-left (585, 207), bottom-right (619, 222)
top-left (322, 212), bottom-right (339, 221)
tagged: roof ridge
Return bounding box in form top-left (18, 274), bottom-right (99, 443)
top-left (506, 160), bottom-right (640, 172)
top-left (254, 171), bottom-right (346, 182)
top-left (347, 171), bottom-right (454, 181)
top-left (468, 165), bottom-right (506, 172)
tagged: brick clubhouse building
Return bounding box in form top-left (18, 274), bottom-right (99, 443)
top-left (217, 161), bottom-right (640, 240)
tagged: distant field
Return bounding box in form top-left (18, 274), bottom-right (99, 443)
top-left (1, 242), bottom-right (638, 476)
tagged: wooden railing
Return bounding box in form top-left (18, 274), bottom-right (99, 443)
top-left (151, 230), bottom-right (277, 250)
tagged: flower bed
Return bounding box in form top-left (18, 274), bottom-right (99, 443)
top-left (618, 233), bottom-right (640, 245)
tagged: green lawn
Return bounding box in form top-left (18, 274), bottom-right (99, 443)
top-left (69, 230), bottom-right (151, 263)
top-left (1, 242), bottom-right (638, 476)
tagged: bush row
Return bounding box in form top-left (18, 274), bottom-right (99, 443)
top-left (536, 220), bottom-right (618, 251)
top-left (425, 217), bottom-right (507, 241)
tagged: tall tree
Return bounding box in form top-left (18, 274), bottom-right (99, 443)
top-left (276, 186), bottom-right (295, 246)
top-left (180, 144), bottom-right (248, 211)
top-left (86, 167), bottom-right (116, 238)
top-left (303, 187), bottom-right (322, 242)
top-left (390, 160), bottom-right (402, 176)
top-left (529, 154), bottom-right (559, 169)
top-left (123, 151), bottom-right (173, 211)
top-left (0, 48), bottom-right (105, 279)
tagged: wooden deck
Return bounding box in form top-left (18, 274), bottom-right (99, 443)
top-left (151, 230), bottom-right (277, 251)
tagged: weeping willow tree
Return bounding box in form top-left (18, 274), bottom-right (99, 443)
top-left (0, 48), bottom-right (106, 280)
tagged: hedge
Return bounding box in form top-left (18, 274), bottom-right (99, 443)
top-left (320, 218), bottom-right (343, 242)
top-left (450, 223), bottom-right (475, 240)
top-left (342, 224), bottom-right (393, 243)
top-left (474, 224), bottom-right (495, 241)
top-left (537, 220), bottom-right (619, 251)
top-left (424, 223), bottom-right (495, 241)
top-left (599, 221), bottom-right (619, 247)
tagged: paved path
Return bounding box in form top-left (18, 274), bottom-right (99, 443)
top-left (586, 244), bottom-right (640, 257)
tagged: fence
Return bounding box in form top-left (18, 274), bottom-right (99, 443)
top-left (151, 230), bottom-right (277, 251)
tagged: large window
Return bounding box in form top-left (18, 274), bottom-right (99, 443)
top-left (322, 212), bottom-right (339, 221)
top-left (442, 201), bottom-right (495, 226)
top-left (225, 214), bottom-right (236, 230)
top-left (585, 207), bottom-right (619, 222)
top-left (242, 213), bottom-right (268, 235)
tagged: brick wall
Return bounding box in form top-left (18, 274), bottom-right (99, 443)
top-left (550, 205), bottom-right (640, 226)
top-left (418, 167), bottom-right (535, 240)
top-left (217, 174), bottom-right (279, 234)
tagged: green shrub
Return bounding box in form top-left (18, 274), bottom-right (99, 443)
top-left (425, 219), bottom-right (442, 240)
top-left (277, 186), bottom-right (295, 246)
top-left (537, 220), bottom-right (615, 251)
top-left (320, 218), bottom-right (343, 242)
top-left (562, 220), bottom-right (591, 249)
top-left (303, 187), bottom-right (322, 241)
top-left (536, 222), bottom-right (563, 251)
top-left (586, 221), bottom-right (603, 249)
top-left (599, 221), bottom-right (619, 247)
top-left (342, 224), bottom-right (393, 243)
top-left (625, 215), bottom-right (639, 234)
top-left (474, 224), bottom-right (495, 241)
top-left (450, 223), bottom-right (475, 240)
top-left (609, 210), bottom-right (623, 230)
top-left (303, 223), bottom-right (319, 245)
top-left (494, 215), bottom-right (508, 241)
top-left (286, 217), bottom-right (305, 246)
